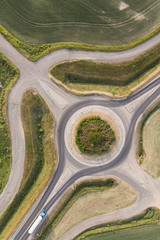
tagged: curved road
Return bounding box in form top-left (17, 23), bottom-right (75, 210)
top-left (14, 78), bottom-right (160, 240)
top-left (0, 33), bottom-right (159, 239)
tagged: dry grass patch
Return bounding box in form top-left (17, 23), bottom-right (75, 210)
top-left (45, 179), bottom-right (137, 240)
top-left (141, 109), bottom-right (160, 178)
top-left (119, 2), bottom-right (129, 11)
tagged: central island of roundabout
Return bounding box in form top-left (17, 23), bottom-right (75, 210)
top-left (65, 105), bottom-right (126, 167)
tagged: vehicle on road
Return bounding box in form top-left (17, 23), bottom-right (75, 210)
top-left (28, 210), bottom-right (46, 235)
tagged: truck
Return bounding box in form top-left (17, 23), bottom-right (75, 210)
top-left (28, 210), bottom-right (47, 235)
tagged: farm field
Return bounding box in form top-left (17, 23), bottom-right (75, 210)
top-left (0, 0), bottom-right (159, 44)
top-left (76, 223), bottom-right (160, 240)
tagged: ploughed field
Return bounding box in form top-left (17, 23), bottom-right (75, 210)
top-left (0, 0), bottom-right (159, 44)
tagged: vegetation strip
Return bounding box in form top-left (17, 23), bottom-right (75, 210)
top-left (0, 24), bottom-right (160, 61)
top-left (76, 116), bottom-right (115, 154)
top-left (74, 208), bottom-right (160, 240)
top-left (0, 52), bottom-right (19, 193)
top-left (138, 102), bottom-right (160, 162)
top-left (83, 224), bottom-right (160, 240)
top-left (0, 90), bottom-right (56, 239)
top-left (36, 179), bottom-right (116, 239)
top-left (50, 43), bottom-right (160, 96)
top-left (141, 108), bottom-right (160, 178)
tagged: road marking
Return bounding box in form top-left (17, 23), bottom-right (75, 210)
top-left (39, 81), bottom-right (68, 109)
top-left (124, 84), bottom-right (160, 114)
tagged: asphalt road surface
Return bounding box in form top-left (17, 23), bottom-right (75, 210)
top-left (0, 33), bottom-right (159, 240)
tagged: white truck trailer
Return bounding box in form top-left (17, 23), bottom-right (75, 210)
top-left (28, 210), bottom-right (46, 235)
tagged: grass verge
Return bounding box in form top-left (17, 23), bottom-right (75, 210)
top-left (50, 43), bottom-right (160, 96)
top-left (138, 102), bottom-right (160, 163)
top-left (0, 51), bottom-right (19, 193)
top-left (137, 101), bottom-right (160, 177)
top-left (74, 208), bottom-right (160, 240)
top-left (0, 25), bottom-right (160, 61)
top-left (0, 90), bottom-right (56, 239)
top-left (36, 177), bottom-right (137, 240)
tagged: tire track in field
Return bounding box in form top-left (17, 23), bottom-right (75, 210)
top-left (1, 0), bottom-right (160, 29)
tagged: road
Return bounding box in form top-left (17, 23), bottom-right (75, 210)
top-left (0, 33), bottom-right (159, 240)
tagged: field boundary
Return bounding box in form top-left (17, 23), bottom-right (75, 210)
top-left (74, 207), bottom-right (160, 240)
top-left (0, 25), bottom-right (160, 61)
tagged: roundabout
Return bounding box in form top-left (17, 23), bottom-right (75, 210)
top-left (65, 105), bottom-right (125, 167)
top-left (0, 33), bottom-right (159, 240)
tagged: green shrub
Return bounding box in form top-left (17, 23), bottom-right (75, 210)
top-left (76, 116), bottom-right (115, 154)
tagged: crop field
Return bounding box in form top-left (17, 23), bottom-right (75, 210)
top-left (0, 0), bottom-right (159, 44)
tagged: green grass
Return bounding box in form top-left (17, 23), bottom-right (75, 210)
top-left (0, 0), bottom-right (159, 45)
top-left (0, 90), bottom-right (56, 239)
top-left (0, 5), bottom-right (160, 61)
top-left (75, 208), bottom-right (160, 240)
top-left (36, 179), bottom-right (116, 240)
top-left (76, 116), bottom-right (115, 154)
top-left (20, 90), bottom-right (56, 186)
top-left (138, 103), bottom-right (160, 161)
top-left (50, 43), bottom-right (160, 95)
top-left (0, 52), bottom-right (19, 194)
